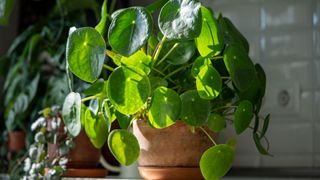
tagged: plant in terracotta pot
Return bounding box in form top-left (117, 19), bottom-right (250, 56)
top-left (62, 0), bottom-right (271, 179)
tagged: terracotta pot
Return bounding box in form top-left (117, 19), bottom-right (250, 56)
top-left (133, 119), bottom-right (217, 180)
top-left (7, 131), bottom-right (26, 152)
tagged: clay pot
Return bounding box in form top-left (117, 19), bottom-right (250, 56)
top-left (133, 119), bottom-right (217, 180)
top-left (7, 131), bottom-right (26, 152)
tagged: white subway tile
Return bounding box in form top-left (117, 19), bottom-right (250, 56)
top-left (261, 0), bottom-right (313, 30)
top-left (261, 154), bottom-right (313, 167)
top-left (261, 30), bottom-right (313, 60)
top-left (264, 122), bottom-right (313, 154)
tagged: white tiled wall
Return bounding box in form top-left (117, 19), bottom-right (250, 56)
top-left (208, 0), bottom-right (320, 167)
top-left (131, 0), bottom-right (319, 168)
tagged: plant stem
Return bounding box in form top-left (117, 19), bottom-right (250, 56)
top-left (221, 76), bottom-right (230, 80)
top-left (103, 64), bottom-right (115, 72)
top-left (199, 127), bottom-right (217, 146)
top-left (153, 36), bottom-right (167, 65)
top-left (156, 43), bottom-right (179, 66)
top-left (164, 63), bottom-right (192, 79)
top-left (81, 94), bottom-right (101, 103)
top-left (152, 68), bottom-right (177, 85)
top-left (211, 56), bottom-right (223, 60)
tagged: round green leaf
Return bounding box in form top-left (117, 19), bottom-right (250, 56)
top-left (234, 100), bottom-right (254, 134)
top-left (108, 7), bottom-right (152, 57)
top-left (159, 0), bottom-right (202, 40)
top-left (84, 109), bottom-right (108, 148)
top-left (62, 92), bottom-right (81, 137)
top-left (148, 86), bottom-right (181, 128)
top-left (200, 144), bottom-right (235, 180)
top-left (107, 66), bottom-right (151, 115)
top-left (180, 90), bottom-right (210, 126)
top-left (163, 40), bottom-right (196, 65)
top-left (223, 45), bottom-right (255, 91)
top-left (196, 6), bottom-right (224, 57)
top-left (191, 56), bottom-right (212, 77)
top-left (66, 27), bottom-right (106, 83)
top-left (108, 129), bottom-right (140, 165)
top-left (207, 113), bottom-right (226, 132)
top-left (121, 50), bottom-right (152, 74)
top-left (196, 65), bottom-right (221, 100)
top-left (149, 76), bottom-right (168, 92)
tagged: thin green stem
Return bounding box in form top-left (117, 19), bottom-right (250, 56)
top-left (211, 56), bottom-right (223, 60)
top-left (153, 36), bottom-right (167, 65)
top-left (103, 64), bottom-right (115, 72)
top-left (152, 68), bottom-right (177, 85)
top-left (164, 63), bottom-right (192, 79)
top-left (199, 127), bottom-right (217, 146)
top-left (156, 43), bottom-right (179, 66)
top-left (82, 94), bottom-right (101, 103)
top-left (221, 76), bottom-right (230, 80)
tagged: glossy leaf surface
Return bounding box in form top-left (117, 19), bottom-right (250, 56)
top-left (62, 92), bottom-right (81, 137)
top-left (196, 65), bottom-right (221, 100)
top-left (234, 100), bottom-right (254, 134)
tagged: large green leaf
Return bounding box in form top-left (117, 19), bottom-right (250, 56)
top-left (196, 6), bottom-right (224, 57)
top-left (180, 90), bottom-right (210, 126)
top-left (121, 50), bottom-right (152, 74)
top-left (66, 27), bottom-right (106, 83)
top-left (62, 92), bottom-right (82, 137)
top-left (84, 109), bottom-right (108, 148)
top-left (148, 86), bottom-right (181, 128)
top-left (200, 144), bottom-right (235, 180)
top-left (223, 45), bottom-right (255, 91)
top-left (234, 100), bottom-right (254, 134)
top-left (108, 129), bottom-right (140, 165)
top-left (107, 66), bottom-right (151, 115)
top-left (159, 0), bottom-right (202, 40)
top-left (191, 56), bottom-right (212, 77)
top-left (196, 65), bottom-right (221, 100)
top-left (108, 7), bottom-right (152, 57)
top-left (207, 113), bottom-right (226, 133)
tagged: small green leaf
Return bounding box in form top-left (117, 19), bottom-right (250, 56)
top-left (161, 40), bottom-right (196, 65)
top-left (253, 132), bottom-right (269, 155)
top-left (66, 27), bottom-right (106, 83)
top-left (191, 56), bottom-right (212, 77)
top-left (108, 7), bottom-right (152, 57)
top-left (83, 79), bottom-right (105, 96)
top-left (84, 109), bottom-right (108, 148)
top-left (200, 144), bottom-right (235, 180)
top-left (148, 86), bottom-right (181, 128)
top-left (196, 65), bottom-right (221, 100)
top-left (159, 0), bottom-right (202, 40)
top-left (115, 111), bottom-right (133, 129)
top-left (95, 0), bottom-right (110, 37)
top-left (89, 98), bottom-right (99, 116)
top-left (121, 50), bottom-right (152, 74)
top-left (234, 100), bottom-right (254, 134)
top-left (101, 99), bottom-right (113, 132)
top-left (260, 114), bottom-right (270, 139)
top-left (149, 76), bottom-right (168, 92)
top-left (223, 45), bottom-right (255, 91)
top-left (62, 92), bottom-right (82, 137)
top-left (180, 90), bottom-right (211, 127)
top-left (80, 104), bottom-right (87, 127)
top-left (196, 6), bottom-right (224, 57)
top-left (107, 66), bottom-right (151, 115)
top-left (108, 129), bottom-right (140, 165)
top-left (207, 113), bottom-right (226, 132)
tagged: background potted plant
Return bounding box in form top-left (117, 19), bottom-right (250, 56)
top-left (62, 0), bottom-right (271, 179)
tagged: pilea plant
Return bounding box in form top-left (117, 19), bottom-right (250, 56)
top-left (62, 0), bottom-right (271, 179)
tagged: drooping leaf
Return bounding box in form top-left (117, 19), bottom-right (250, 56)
top-left (108, 7), bottom-right (152, 57)
top-left (196, 65), bottom-right (221, 100)
top-left (89, 98), bottom-right (99, 116)
top-left (115, 111), bottom-right (133, 129)
top-left (196, 6), bottom-right (224, 57)
top-left (62, 92), bottom-right (82, 137)
top-left (191, 56), bottom-right (212, 77)
top-left (260, 114), bottom-right (270, 139)
top-left (66, 27), bottom-right (106, 83)
top-left (200, 144), bottom-right (235, 180)
top-left (159, 0), bottom-right (202, 40)
top-left (95, 0), bottom-right (110, 38)
top-left (83, 79), bottom-right (105, 96)
top-left (207, 113), bottom-right (226, 132)
top-left (84, 109), bottom-right (108, 148)
top-left (223, 45), bottom-right (255, 91)
top-left (180, 90), bottom-right (210, 126)
top-left (101, 99), bottom-right (114, 132)
top-left (108, 129), bottom-right (140, 165)
top-left (148, 86), bottom-right (181, 128)
top-left (107, 66), bottom-right (151, 115)
top-left (234, 100), bottom-right (254, 134)
top-left (121, 50), bottom-right (152, 74)
top-left (253, 132), bottom-right (270, 155)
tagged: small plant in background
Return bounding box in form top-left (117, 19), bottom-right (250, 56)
top-left (23, 106), bottom-right (75, 179)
